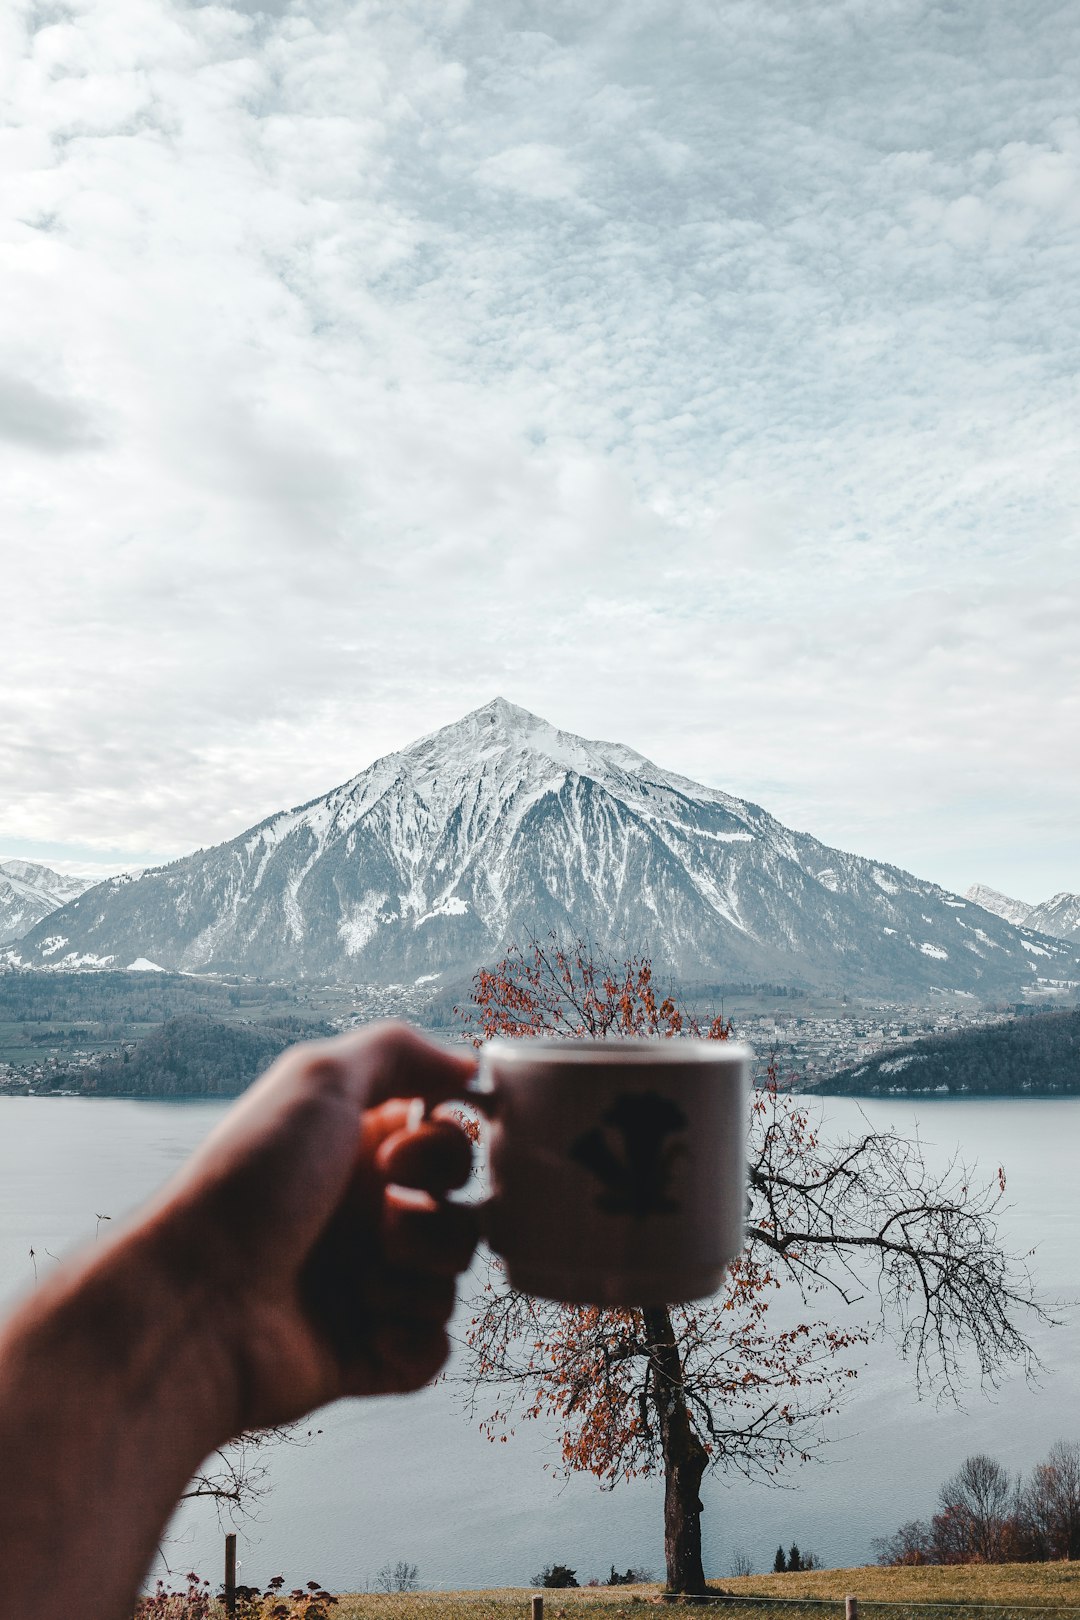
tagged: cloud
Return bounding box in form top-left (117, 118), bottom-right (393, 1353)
top-left (473, 142), bottom-right (585, 202)
top-left (0, 0), bottom-right (1077, 904)
top-left (0, 372), bottom-right (103, 452)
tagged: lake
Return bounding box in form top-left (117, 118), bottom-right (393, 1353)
top-left (0, 1095), bottom-right (1077, 1591)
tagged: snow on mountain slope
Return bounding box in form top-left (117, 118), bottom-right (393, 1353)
top-left (0, 861), bottom-right (94, 945)
top-left (8, 701), bottom-right (1079, 998)
top-left (1027, 892), bottom-right (1080, 943)
top-left (964, 884), bottom-right (1034, 928)
top-left (966, 884), bottom-right (1080, 944)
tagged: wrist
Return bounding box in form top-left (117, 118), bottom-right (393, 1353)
top-left (0, 1227), bottom-right (238, 1620)
top-left (3, 1218), bottom-right (237, 1458)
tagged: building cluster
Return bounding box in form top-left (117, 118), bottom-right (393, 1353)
top-left (0, 1048), bottom-right (100, 1095)
top-left (737, 1002), bottom-right (1009, 1089)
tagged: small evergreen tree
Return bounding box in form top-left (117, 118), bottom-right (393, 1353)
top-left (773, 1547), bottom-right (787, 1573)
top-left (788, 1544), bottom-right (802, 1572)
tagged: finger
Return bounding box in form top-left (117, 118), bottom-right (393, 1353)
top-left (382, 1198), bottom-right (479, 1275)
top-left (376, 1118), bottom-right (474, 1193)
top-left (303, 1102), bottom-right (459, 1276)
top-left (322, 1023), bottom-right (478, 1110)
top-left (358, 1099), bottom-right (414, 1158)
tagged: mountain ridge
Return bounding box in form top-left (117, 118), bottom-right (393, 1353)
top-left (6, 700), bottom-right (1078, 999)
top-left (965, 883), bottom-right (1080, 943)
top-left (0, 860), bottom-right (94, 946)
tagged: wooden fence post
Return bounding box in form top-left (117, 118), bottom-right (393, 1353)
top-left (531, 1596), bottom-right (544, 1620)
top-left (845, 1596), bottom-right (858, 1620)
top-left (224, 1533), bottom-right (237, 1616)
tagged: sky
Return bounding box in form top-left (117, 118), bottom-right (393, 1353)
top-left (1, 0), bottom-right (1078, 903)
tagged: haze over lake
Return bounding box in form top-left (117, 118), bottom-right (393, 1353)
top-left (1, 1094), bottom-right (1076, 1591)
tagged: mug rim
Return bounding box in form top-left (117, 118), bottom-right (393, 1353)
top-left (483, 1036), bottom-right (752, 1064)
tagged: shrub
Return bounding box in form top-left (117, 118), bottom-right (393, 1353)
top-left (606, 1565), bottom-right (652, 1585)
top-left (375, 1562), bottom-right (419, 1593)
top-left (135, 1574), bottom-right (338, 1619)
top-left (533, 1564), bottom-right (580, 1588)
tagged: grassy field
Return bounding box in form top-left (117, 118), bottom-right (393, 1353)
top-left (335, 1565), bottom-right (1080, 1608)
top-left (139, 1568), bottom-right (1080, 1620)
top-left (170, 1569), bottom-right (1080, 1620)
top-left (722, 1566), bottom-right (1080, 1604)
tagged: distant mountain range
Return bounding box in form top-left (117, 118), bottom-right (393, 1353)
top-left (0, 860), bottom-right (93, 945)
top-left (815, 1008), bottom-right (1080, 1096)
top-left (965, 884), bottom-right (1080, 943)
top-left (5, 699), bottom-right (1079, 1000)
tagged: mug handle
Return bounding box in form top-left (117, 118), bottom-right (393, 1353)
top-left (463, 1069), bottom-right (498, 1119)
top-left (403, 1069), bottom-right (496, 1128)
top-left (404, 1077), bottom-right (497, 1230)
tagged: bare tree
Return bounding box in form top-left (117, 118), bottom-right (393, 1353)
top-left (932, 1454), bottom-right (1015, 1563)
top-left (179, 1426), bottom-right (316, 1526)
top-left (375, 1561), bottom-right (419, 1593)
top-left (459, 934), bottom-right (1051, 1595)
top-left (873, 1519), bottom-right (932, 1566)
top-left (1021, 1439), bottom-right (1080, 1560)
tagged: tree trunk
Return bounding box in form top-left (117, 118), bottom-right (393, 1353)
top-left (643, 1306), bottom-right (709, 1595)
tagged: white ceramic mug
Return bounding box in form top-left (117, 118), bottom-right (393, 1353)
top-left (476, 1037), bottom-right (750, 1307)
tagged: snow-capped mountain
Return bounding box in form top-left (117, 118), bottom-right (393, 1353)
top-left (965, 884), bottom-right (1080, 944)
top-left (964, 884), bottom-right (1033, 929)
top-left (0, 860), bottom-right (94, 945)
top-left (1027, 892), bottom-right (1080, 944)
top-left (8, 700), bottom-right (1078, 998)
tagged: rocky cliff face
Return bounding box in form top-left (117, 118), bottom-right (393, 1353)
top-left (8, 700), bottom-right (1078, 998)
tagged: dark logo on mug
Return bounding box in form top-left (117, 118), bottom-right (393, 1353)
top-left (569, 1090), bottom-right (689, 1217)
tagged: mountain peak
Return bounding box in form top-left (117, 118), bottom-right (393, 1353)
top-left (0, 859), bottom-right (94, 946)
top-left (1027, 891), bottom-right (1080, 944)
top-left (471, 695), bottom-right (536, 728)
top-left (451, 697), bottom-right (556, 749)
top-left (965, 883), bottom-right (1080, 944)
top-left (417, 698), bottom-right (653, 783)
top-left (964, 883), bottom-right (1033, 927)
top-left (1, 858), bottom-right (64, 884)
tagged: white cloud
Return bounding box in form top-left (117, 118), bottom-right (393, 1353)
top-left (473, 141), bottom-right (584, 202)
top-left (1, 0), bottom-right (1077, 904)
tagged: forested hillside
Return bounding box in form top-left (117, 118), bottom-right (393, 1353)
top-left (0, 970), bottom-right (344, 1095)
top-left (52, 1015), bottom-right (318, 1097)
top-left (818, 1008), bottom-right (1080, 1096)
top-left (0, 967), bottom-right (293, 1033)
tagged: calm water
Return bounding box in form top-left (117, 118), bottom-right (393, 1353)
top-left (0, 1095), bottom-right (1077, 1590)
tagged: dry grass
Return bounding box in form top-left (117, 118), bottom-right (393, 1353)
top-left (308, 1570), bottom-right (1080, 1619)
top-left (151, 1569), bottom-right (1080, 1620)
top-left (323, 1594), bottom-right (663, 1619)
top-left (721, 1566), bottom-right (1080, 1606)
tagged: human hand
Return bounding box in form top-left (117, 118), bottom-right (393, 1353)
top-left (0, 1022), bottom-right (479, 1620)
top-left (130, 1021), bottom-right (479, 1439)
